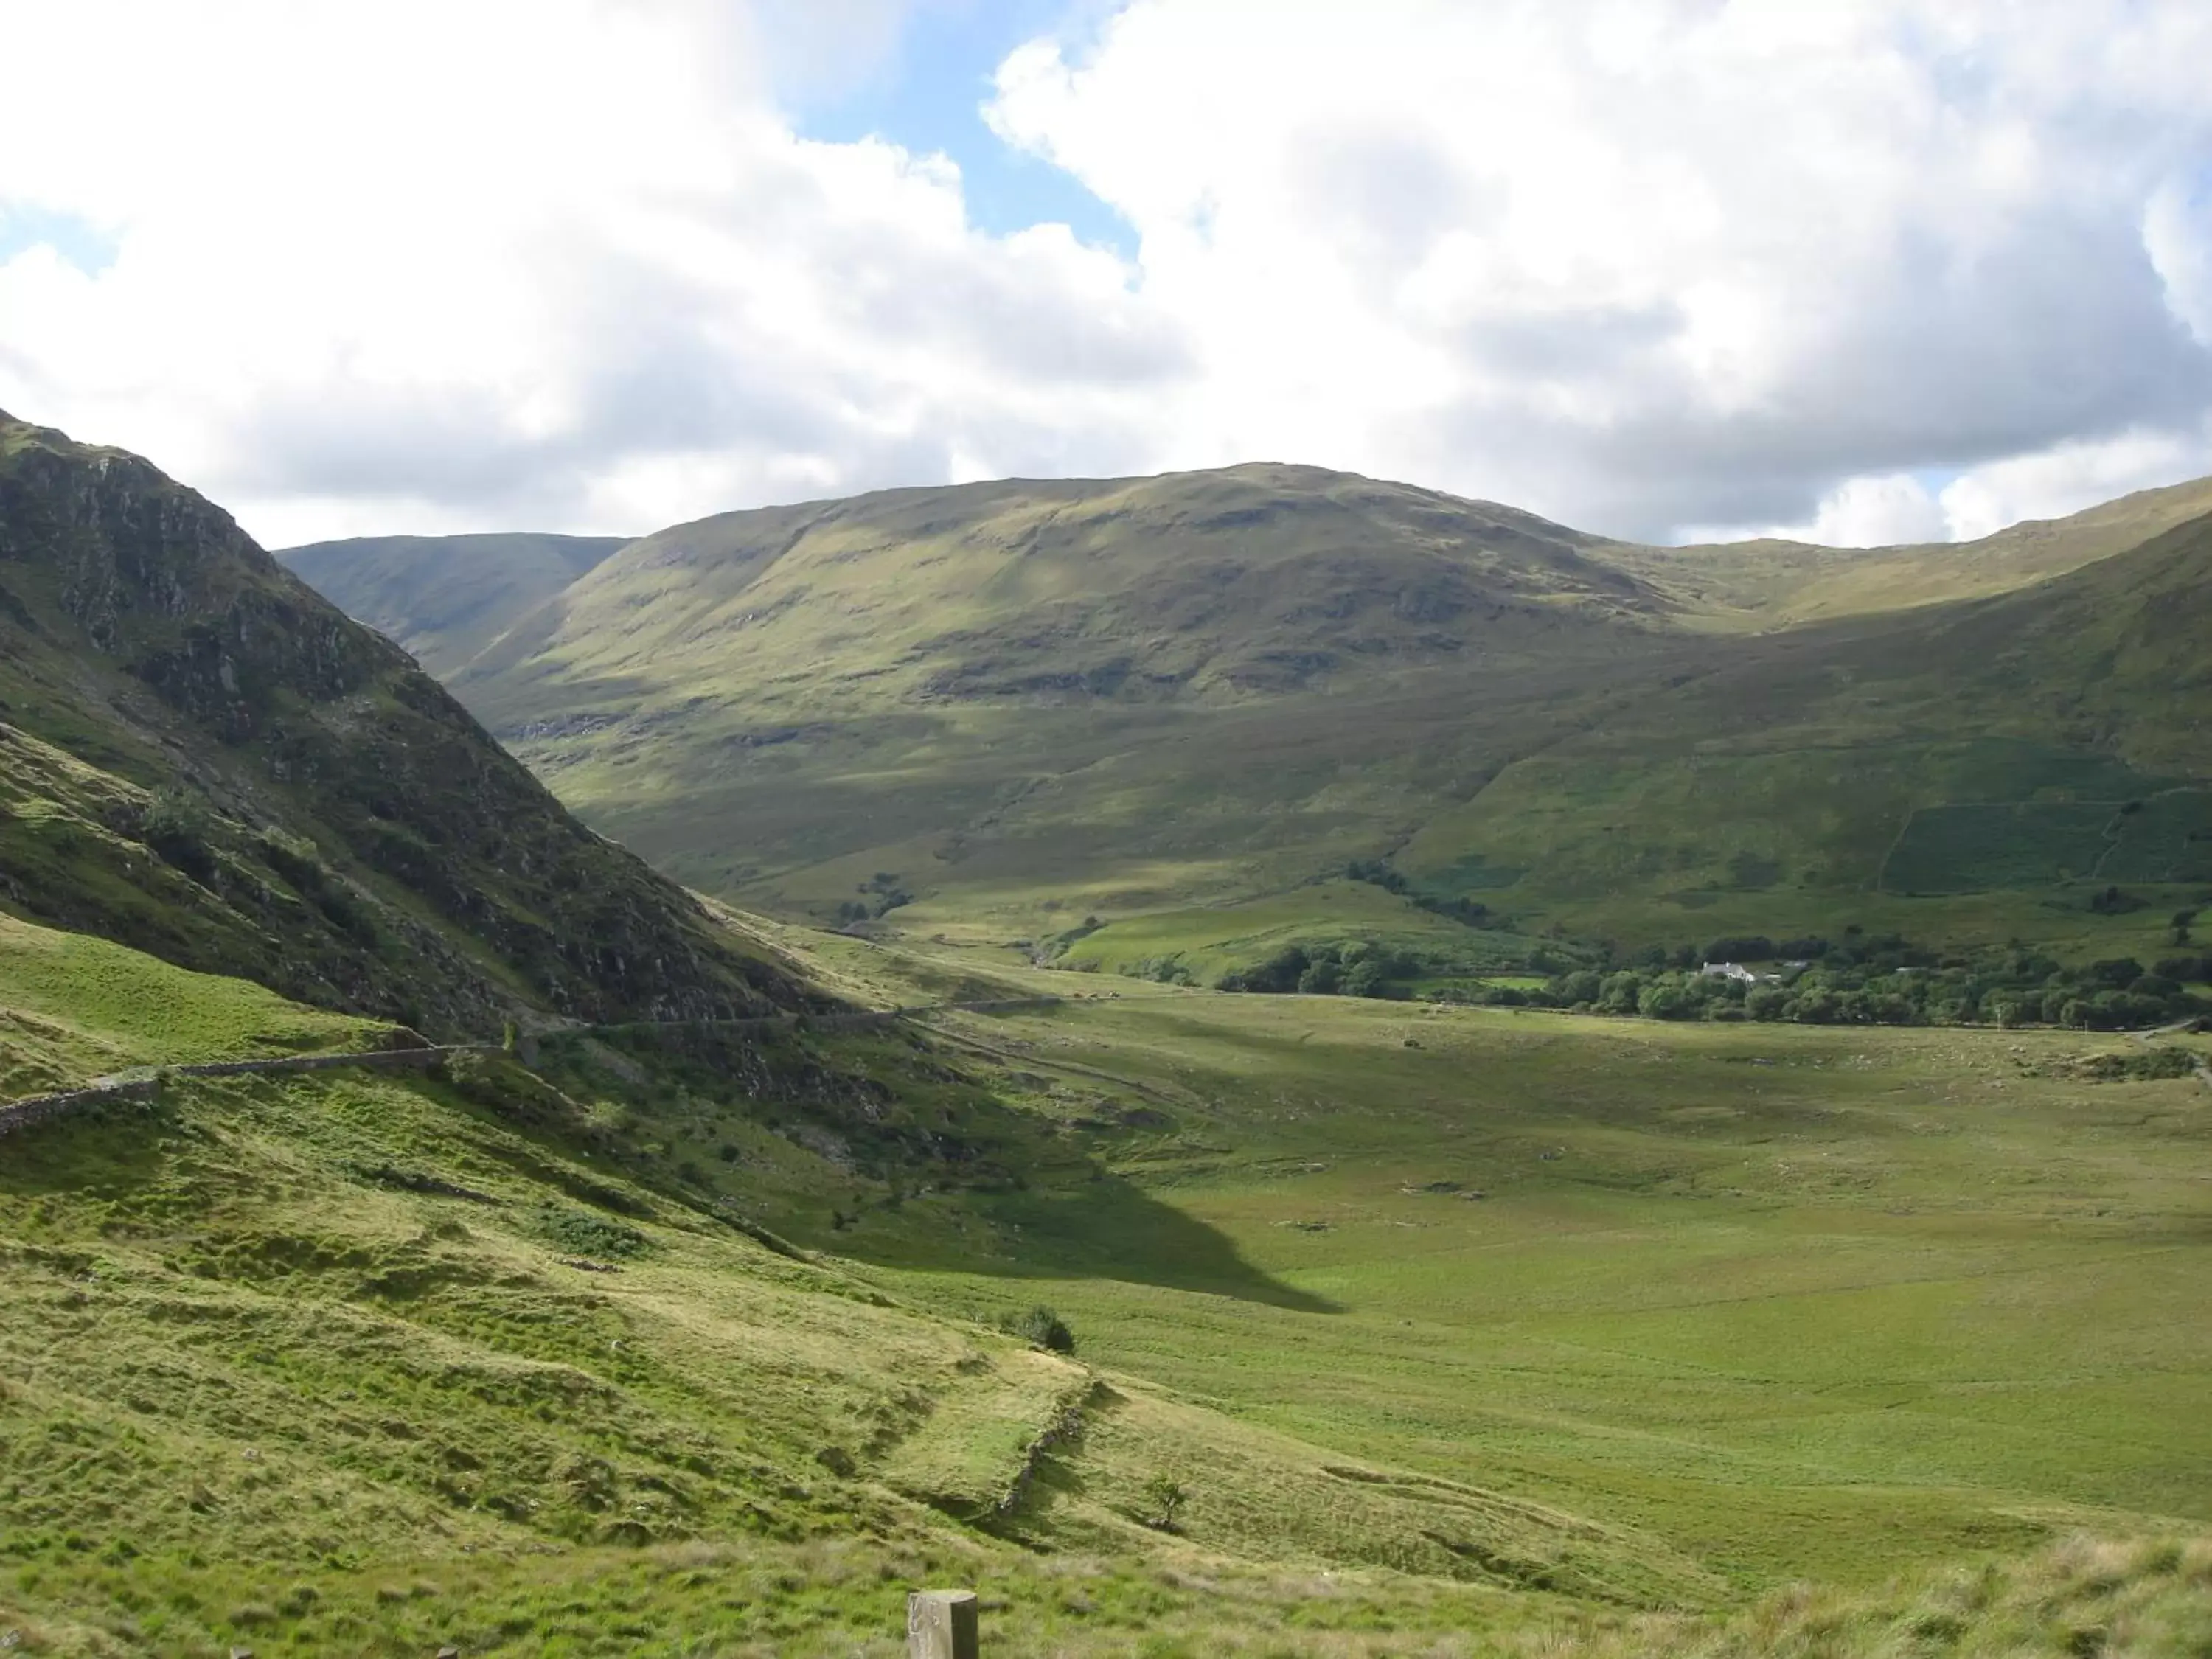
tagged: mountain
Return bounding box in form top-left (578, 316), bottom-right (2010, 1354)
top-left (440, 459), bottom-right (2212, 961)
top-left (1595, 471), bottom-right (2212, 630)
top-left (276, 531), bottom-right (627, 676)
top-left (448, 463), bottom-right (1704, 908)
top-left (461, 462), bottom-right (1674, 715)
top-left (1391, 504), bottom-right (2212, 949)
top-left (2, 423), bottom-right (2202, 1654)
top-left (0, 411), bottom-right (804, 1034)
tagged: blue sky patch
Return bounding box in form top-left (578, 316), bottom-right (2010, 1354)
top-left (795, 1), bottom-right (1135, 259)
top-left (0, 204), bottom-right (119, 275)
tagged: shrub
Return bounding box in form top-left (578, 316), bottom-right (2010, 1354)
top-left (1219, 946), bottom-right (1309, 994)
top-left (532, 1203), bottom-right (650, 1259)
top-left (1004, 1305), bottom-right (1075, 1354)
top-left (140, 788), bottom-right (218, 883)
top-left (1340, 959), bottom-right (1394, 998)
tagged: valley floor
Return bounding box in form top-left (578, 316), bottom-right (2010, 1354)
top-left (4, 919), bottom-right (2210, 1654)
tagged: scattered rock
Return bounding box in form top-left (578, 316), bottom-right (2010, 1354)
top-left (560, 1257), bottom-right (622, 1273)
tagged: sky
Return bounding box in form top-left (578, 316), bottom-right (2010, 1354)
top-left (1, 1), bottom-right (2210, 551)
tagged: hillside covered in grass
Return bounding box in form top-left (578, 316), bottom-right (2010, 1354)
top-left (437, 459), bottom-right (2212, 970)
top-left (1, 921), bottom-right (1747, 1655)
top-left (7, 912), bottom-right (2208, 1652)
top-left (277, 532), bottom-right (628, 678)
top-left (0, 411), bottom-right (803, 1036)
top-left (7, 426), bottom-right (2211, 1654)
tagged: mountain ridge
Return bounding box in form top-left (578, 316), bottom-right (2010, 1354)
top-left (0, 409), bottom-right (810, 1034)
top-left (429, 456), bottom-right (2212, 950)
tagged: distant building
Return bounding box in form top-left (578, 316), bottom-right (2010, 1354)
top-left (1698, 962), bottom-right (1761, 984)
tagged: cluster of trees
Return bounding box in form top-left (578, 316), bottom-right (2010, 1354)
top-left (1343, 860), bottom-right (1497, 928)
top-left (1459, 932), bottom-right (2211, 1029)
top-left (832, 871), bottom-right (912, 925)
top-left (1217, 939), bottom-right (1419, 997)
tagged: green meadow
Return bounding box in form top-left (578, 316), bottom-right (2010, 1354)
top-left (0, 911), bottom-right (384, 1095)
top-left (7, 912), bottom-right (2210, 1652)
top-left (824, 980), bottom-right (2212, 1590)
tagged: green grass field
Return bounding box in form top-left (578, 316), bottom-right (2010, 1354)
top-left (5, 917), bottom-right (2210, 1651)
top-left (814, 976), bottom-right (2212, 1592)
top-left (0, 911), bottom-right (387, 1096)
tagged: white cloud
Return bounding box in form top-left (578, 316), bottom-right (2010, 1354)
top-left (0, 0), bottom-right (1183, 544)
top-left (1938, 424), bottom-right (2212, 540)
top-left (990, 0), bottom-right (2212, 540)
top-left (1, 0), bottom-right (2209, 548)
top-left (1689, 470), bottom-right (1948, 548)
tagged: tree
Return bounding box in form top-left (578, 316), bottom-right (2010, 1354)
top-left (1745, 986), bottom-right (1789, 1022)
top-left (1599, 972), bottom-right (1644, 1014)
top-left (1557, 970), bottom-right (1603, 1006)
top-left (1297, 958), bottom-right (1342, 995)
top-left (1340, 959), bottom-right (1388, 998)
top-left (139, 788), bottom-right (218, 883)
top-left (1141, 1473), bottom-right (1188, 1531)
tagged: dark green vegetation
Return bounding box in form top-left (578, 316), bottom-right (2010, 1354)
top-left (277, 532), bottom-right (627, 678)
top-left (439, 462), bottom-right (2212, 980)
top-left (1469, 934), bottom-right (2208, 1031)
top-left (0, 411), bottom-right (800, 1035)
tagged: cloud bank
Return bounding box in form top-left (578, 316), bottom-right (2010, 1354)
top-left (1, 0), bottom-right (2208, 546)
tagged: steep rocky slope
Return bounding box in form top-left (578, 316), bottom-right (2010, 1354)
top-left (0, 411), bottom-right (807, 1034)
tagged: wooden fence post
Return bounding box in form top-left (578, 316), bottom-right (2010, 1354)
top-left (907, 1587), bottom-right (979, 1658)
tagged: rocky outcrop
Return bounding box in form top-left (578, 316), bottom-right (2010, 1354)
top-left (0, 411), bottom-right (818, 1034)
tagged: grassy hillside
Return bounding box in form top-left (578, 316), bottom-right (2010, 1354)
top-left (276, 532), bottom-right (627, 678)
top-left (448, 463), bottom-right (1703, 929)
top-left (0, 411), bottom-right (804, 1035)
top-left (4, 910), bottom-right (2208, 1651)
top-left (2, 924), bottom-right (1765, 1655)
top-left (1398, 509), bottom-right (2212, 948)
top-left (0, 910), bottom-right (386, 1096)
top-left (1596, 472), bottom-right (2212, 631)
top-left (442, 459), bottom-right (2211, 965)
top-left (459, 462), bottom-right (1672, 720)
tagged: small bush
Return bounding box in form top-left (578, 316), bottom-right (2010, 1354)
top-left (141, 788), bottom-right (218, 883)
top-left (532, 1203), bottom-right (650, 1259)
top-left (1004, 1305), bottom-right (1075, 1354)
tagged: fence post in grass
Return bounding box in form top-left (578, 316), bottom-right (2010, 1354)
top-left (908, 1587), bottom-right (979, 1658)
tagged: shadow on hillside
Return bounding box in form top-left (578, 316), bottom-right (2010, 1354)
top-left (0, 1093), bottom-right (174, 1199)
top-left (535, 1020), bottom-right (1339, 1312)
top-left (832, 1169), bottom-right (1341, 1315)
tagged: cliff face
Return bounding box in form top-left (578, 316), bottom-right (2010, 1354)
top-left (0, 411), bottom-right (812, 1034)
